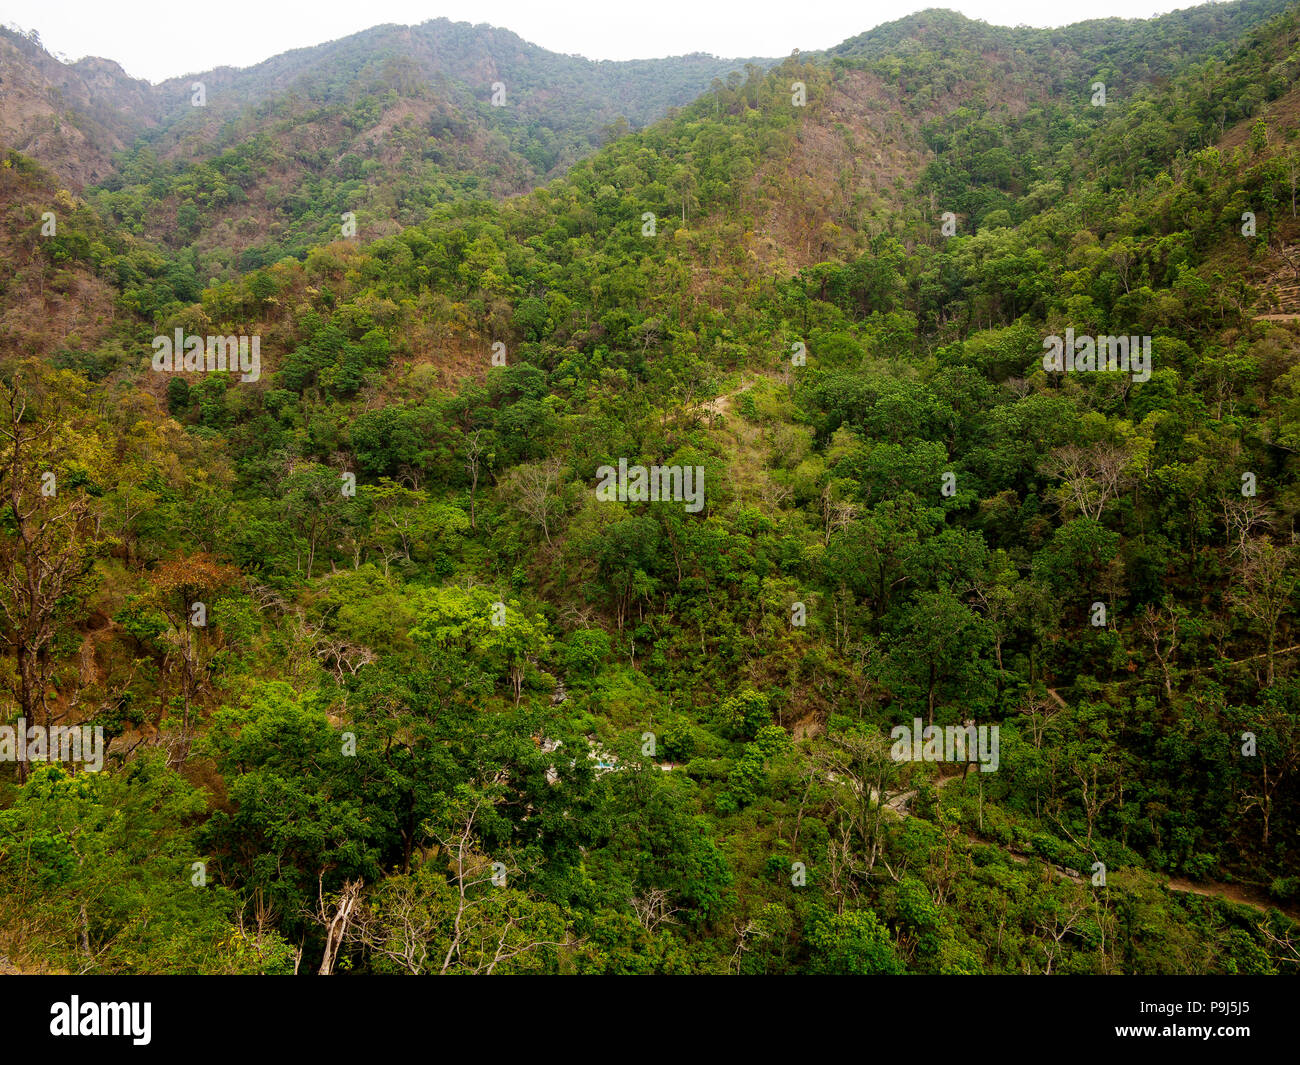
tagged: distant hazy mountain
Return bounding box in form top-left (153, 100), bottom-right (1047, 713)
top-left (0, 20), bottom-right (768, 273)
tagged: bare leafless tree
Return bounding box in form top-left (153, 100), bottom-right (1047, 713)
top-left (1040, 442), bottom-right (1133, 521)
top-left (1230, 540), bottom-right (1297, 687)
top-left (1238, 703), bottom-right (1300, 848)
top-left (1139, 603), bottom-right (1182, 701)
top-left (815, 730), bottom-right (900, 900)
top-left (1219, 493), bottom-right (1271, 559)
top-left (348, 780), bottom-right (567, 974)
top-left (465, 429), bottom-right (487, 531)
top-left (316, 877), bottom-right (363, 976)
top-left (503, 457), bottom-right (563, 546)
top-left (630, 888), bottom-right (680, 934)
top-left (1035, 888), bottom-right (1090, 975)
top-left (821, 483), bottom-right (858, 546)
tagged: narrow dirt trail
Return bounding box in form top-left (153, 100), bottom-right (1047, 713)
top-left (699, 377), bottom-right (757, 418)
top-left (698, 371), bottom-right (794, 420)
top-left (881, 769), bottom-right (965, 816)
top-left (883, 771), bottom-right (1298, 920)
top-left (1023, 689), bottom-right (1297, 916)
top-left (1166, 878), bottom-right (1300, 921)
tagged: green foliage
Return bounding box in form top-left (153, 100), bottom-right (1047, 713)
top-left (4, 1), bottom-right (1300, 976)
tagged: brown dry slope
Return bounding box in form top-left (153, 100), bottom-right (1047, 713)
top-left (0, 153), bottom-right (120, 356)
top-left (0, 28), bottom-right (160, 188)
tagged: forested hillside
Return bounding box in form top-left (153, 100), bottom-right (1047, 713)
top-left (2, 20), bottom-right (764, 275)
top-left (1, 2), bottom-right (1299, 976)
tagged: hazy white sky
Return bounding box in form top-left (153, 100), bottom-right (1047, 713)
top-left (3, 0), bottom-right (1203, 82)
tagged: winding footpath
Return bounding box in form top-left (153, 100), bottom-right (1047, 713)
top-left (883, 773), bottom-right (1300, 921)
